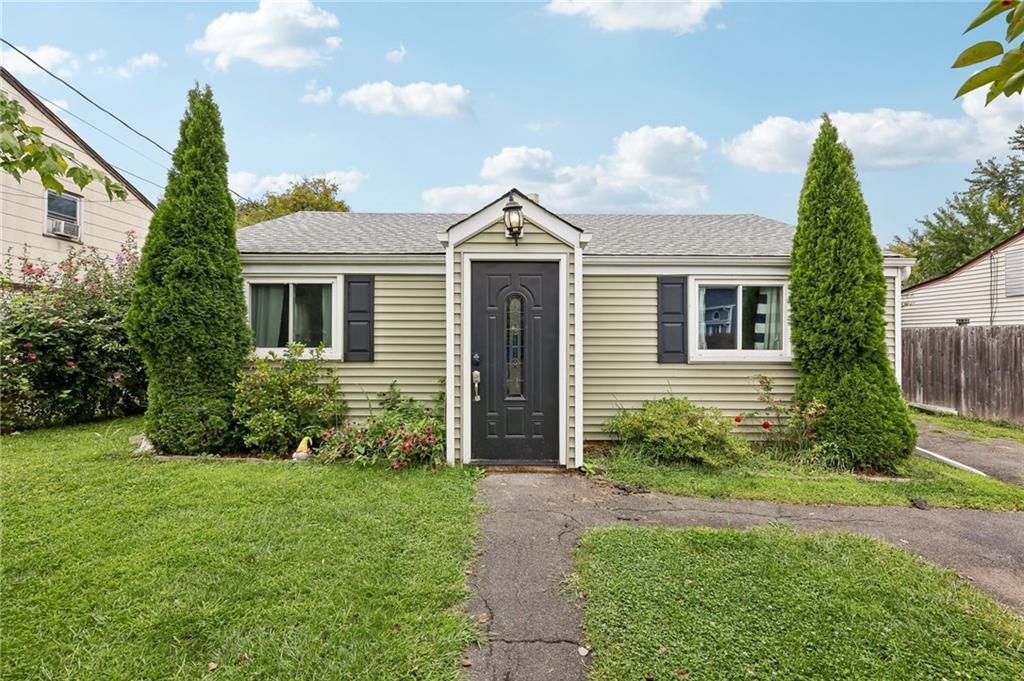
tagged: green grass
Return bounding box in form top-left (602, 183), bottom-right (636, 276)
top-left (915, 411), bottom-right (1024, 445)
top-left (1, 417), bottom-right (481, 680)
top-left (573, 526), bottom-right (1024, 681)
top-left (593, 448), bottom-right (1024, 510)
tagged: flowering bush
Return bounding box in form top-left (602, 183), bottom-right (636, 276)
top-left (606, 397), bottom-right (749, 467)
top-left (1, 236), bottom-right (146, 432)
top-left (316, 382), bottom-right (445, 469)
top-left (739, 374), bottom-right (841, 468)
top-left (232, 343), bottom-right (347, 456)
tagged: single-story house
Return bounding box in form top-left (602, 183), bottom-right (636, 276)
top-left (902, 229), bottom-right (1024, 328)
top-left (236, 189), bottom-right (912, 468)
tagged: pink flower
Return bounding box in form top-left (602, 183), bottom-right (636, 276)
top-left (23, 342), bottom-right (33, 349)
top-left (66, 359), bottom-right (75, 368)
top-left (27, 353), bottom-right (37, 361)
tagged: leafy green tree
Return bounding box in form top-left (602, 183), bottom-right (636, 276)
top-left (953, 1), bottom-right (1024, 104)
top-left (0, 92), bottom-right (127, 199)
top-left (790, 115), bottom-right (915, 472)
top-left (236, 176), bottom-right (350, 228)
top-left (892, 125), bottom-right (1023, 285)
top-left (126, 85), bottom-right (251, 455)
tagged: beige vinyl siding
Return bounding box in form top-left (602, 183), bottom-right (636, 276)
top-left (902, 237), bottom-right (1024, 327)
top-left (453, 221), bottom-right (577, 465)
top-left (1, 79), bottom-right (152, 271)
top-left (582, 274), bottom-right (902, 439)
top-left (332, 274), bottom-right (445, 419)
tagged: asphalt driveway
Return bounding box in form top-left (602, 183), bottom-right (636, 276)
top-left (463, 472), bottom-right (1024, 681)
top-left (916, 420), bottom-right (1024, 485)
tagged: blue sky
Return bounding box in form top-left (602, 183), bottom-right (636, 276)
top-left (3, 1), bottom-right (1021, 244)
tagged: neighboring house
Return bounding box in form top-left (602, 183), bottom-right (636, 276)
top-left (1, 67), bottom-right (154, 274)
top-left (236, 189), bottom-right (912, 468)
top-left (901, 229), bottom-right (1024, 327)
top-left (900, 229), bottom-right (1023, 424)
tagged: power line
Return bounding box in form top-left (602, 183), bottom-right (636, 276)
top-left (2, 38), bottom-right (172, 156)
top-left (3, 38), bottom-right (252, 203)
top-left (38, 128), bottom-right (166, 192)
top-left (28, 88), bottom-right (170, 172)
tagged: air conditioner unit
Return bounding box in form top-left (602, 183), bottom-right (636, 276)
top-left (46, 217), bottom-right (80, 240)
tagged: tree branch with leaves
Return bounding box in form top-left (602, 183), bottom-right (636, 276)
top-left (954, 0), bottom-right (1024, 103)
top-left (0, 92), bottom-right (127, 200)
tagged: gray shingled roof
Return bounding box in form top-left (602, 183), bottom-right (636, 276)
top-left (236, 211), bottom-right (796, 257)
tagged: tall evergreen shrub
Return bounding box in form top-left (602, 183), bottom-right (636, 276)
top-left (126, 85), bottom-right (250, 454)
top-left (790, 115), bottom-right (915, 472)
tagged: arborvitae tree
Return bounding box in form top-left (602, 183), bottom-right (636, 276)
top-left (126, 85), bottom-right (250, 454)
top-left (790, 115), bottom-right (915, 472)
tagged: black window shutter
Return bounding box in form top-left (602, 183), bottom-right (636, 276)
top-left (657, 276), bottom-right (687, 363)
top-left (344, 275), bottom-right (374, 362)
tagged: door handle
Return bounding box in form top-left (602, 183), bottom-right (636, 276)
top-left (472, 370), bottom-right (481, 402)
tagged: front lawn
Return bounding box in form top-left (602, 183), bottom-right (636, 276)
top-left (915, 411), bottom-right (1024, 446)
top-left (1, 418), bottom-right (480, 680)
top-left (592, 448), bottom-right (1024, 510)
top-left (573, 526), bottom-right (1024, 681)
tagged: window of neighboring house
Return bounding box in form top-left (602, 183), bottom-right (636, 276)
top-left (1006, 250), bottom-right (1024, 297)
top-left (695, 283), bottom-right (786, 359)
top-left (249, 282), bottom-right (333, 351)
top-left (45, 190), bottom-right (81, 240)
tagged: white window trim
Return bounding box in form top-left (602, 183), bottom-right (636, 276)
top-left (42, 189), bottom-right (83, 243)
top-left (686, 276), bottom-right (792, 363)
top-left (244, 276), bottom-right (343, 360)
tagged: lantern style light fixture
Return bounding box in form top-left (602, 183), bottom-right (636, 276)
top-left (502, 193), bottom-right (525, 244)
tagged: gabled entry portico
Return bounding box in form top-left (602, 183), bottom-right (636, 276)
top-left (439, 189), bottom-right (588, 467)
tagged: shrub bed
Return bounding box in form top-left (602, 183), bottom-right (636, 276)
top-left (1, 238), bottom-right (146, 432)
top-left (606, 397), bottom-right (748, 467)
top-left (317, 382), bottom-right (445, 468)
top-left (232, 343), bottom-right (347, 456)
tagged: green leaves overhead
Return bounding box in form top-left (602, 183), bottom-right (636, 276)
top-left (956, 1), bottom-right (1024, 104)
top-left (952, 40), bottom-right (1003, 68)
top-left (0, 92), bottom-right (128, 200)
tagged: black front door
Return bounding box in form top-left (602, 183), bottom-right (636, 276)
top-left (471, 261), bottom-right (559, 463)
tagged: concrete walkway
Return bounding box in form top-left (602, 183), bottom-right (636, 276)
top-left (463, 472), bottom-right (1024, 681)
top-left (916, 420), bottom-right (1024, 485)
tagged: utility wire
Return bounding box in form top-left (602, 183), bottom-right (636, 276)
top-left (2, 38), bottom-right (172, 155)
top-left (38, 128), bottom-right (166, 191)
top-left (28, 88), bottom-right (170, 172)
top-left (3, 38), bottom-right (252, 203)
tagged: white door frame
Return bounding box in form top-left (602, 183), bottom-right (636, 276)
top-left (461, 252), bottom-right (568, 465)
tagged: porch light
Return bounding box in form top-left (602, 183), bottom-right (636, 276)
top-left (502, 194), bottom-right (524, 243)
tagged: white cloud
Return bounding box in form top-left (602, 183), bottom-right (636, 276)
top-left (1, 45), bottom-right (79, 78)
top-left (545, 0), bottom-right (722, 34)
top-left (722, 92), bottom-right (1022, 174)
top-left (87, 49), bottom-right (106, 62)
top-left (229, 170), bottom-right (365, 198)
top-left (99, 52), bottom-right (165, 79)
top-left (525, 120), bottom-right (560, 133)
top-left (422, 124), bottom-right (709, 212)
top-left (190, 0), bottom-right (342, 70)
top-left (339, 81), bottom-right (470, 118)
top-left (384, 43), bottom-right (407, 63)
top-left (300, 80), bottom-right (334, 104)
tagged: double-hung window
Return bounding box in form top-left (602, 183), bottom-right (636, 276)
top-left (45, 190), bottom-right (82, 241)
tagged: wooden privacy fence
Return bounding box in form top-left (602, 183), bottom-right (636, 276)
top-left (902, 325), bottom-right (1024, 425)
